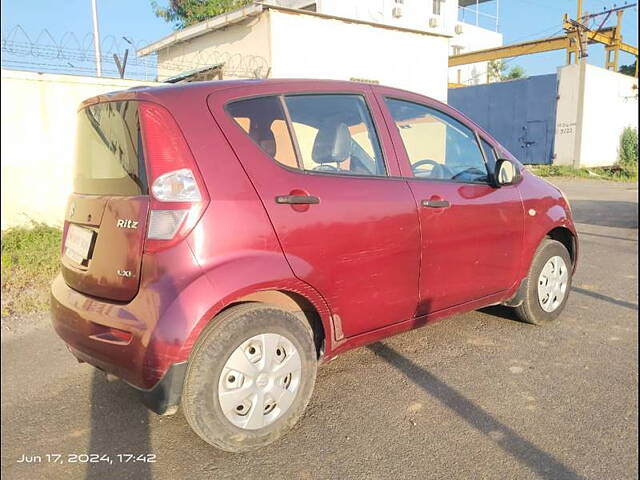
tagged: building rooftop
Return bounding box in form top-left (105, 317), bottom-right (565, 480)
top-left (138, 2), bottom-right (451, 57)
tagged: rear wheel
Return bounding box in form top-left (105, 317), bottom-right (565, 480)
top-left (514, 239), bottom-right (573, 325)
top-left (182, 303), bottom-right (317, 452)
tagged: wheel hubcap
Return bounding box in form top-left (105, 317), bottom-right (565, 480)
top-left (218, 333), bottom-right (301, 430)
top-left (537, 255), bottom-right (569, 312)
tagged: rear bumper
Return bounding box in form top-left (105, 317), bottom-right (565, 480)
top-left (50, 271), bottom-right (196, 410)
top-left (137, 361), bottom-right (187, 414)
top-left (70, 343), bottom-right (187, 414)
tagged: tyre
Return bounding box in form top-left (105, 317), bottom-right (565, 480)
top-left (514, 239), bottom-right (573, 325)
top-left (182, 303), bottom-right (317, 452)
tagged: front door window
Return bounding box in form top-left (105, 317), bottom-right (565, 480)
top-left (385, 98), bottom-right (489, 184)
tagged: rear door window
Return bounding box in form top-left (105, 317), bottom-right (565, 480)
top-left (283, 94), bottom-right (386, 176)
top-left (74, 101), bottom-right (147, 196)
top-left (226, 96), bottom-right (298, 169)
top-left (227, 94), bottom-right (386, 177)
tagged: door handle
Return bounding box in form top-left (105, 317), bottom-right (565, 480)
top-left (422, 199), bottom-right (450, 208)
top-left (275, 195), bottom-right (320, 205)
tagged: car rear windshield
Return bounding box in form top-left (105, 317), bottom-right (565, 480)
top-left (73, 101), bottom-right (148, 196)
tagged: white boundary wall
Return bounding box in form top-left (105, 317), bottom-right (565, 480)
top-left (555, 62), bottom-right (638, 168)
top-left (1, 70), bottom-right (160, 229)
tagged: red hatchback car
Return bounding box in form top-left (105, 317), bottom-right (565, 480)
top-left (51, 79), bottom-right (578, 452)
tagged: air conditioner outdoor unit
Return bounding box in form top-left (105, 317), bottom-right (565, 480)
top-left (455, 24), bottom-right (464, 34)
top-left (429, 17), bottom-right (439, 28)
top-left (392, 6), bottom-right (403, 18)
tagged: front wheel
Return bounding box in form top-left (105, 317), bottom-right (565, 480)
top-left (182, 303), bottom-right (318, 452)
top-left (514, 239), bottom-right (573, 325)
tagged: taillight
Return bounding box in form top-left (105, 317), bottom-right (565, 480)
top-left (151, 168), bottom-right (202, 202)
top-left (139, 102), bottom-right (209, 253)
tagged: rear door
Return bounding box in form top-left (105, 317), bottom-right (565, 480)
top-left (61, 101), bottom-right (149, 302)
top-left (376, 90), bottom-right (524, 315)
top-left (208, 84), bottom-right (420, 338)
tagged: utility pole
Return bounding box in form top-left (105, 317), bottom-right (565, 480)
top-left (91, 0), bottom-right (102, 77)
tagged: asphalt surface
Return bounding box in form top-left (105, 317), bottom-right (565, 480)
top-left (2, 178), bottom-right (638, 480)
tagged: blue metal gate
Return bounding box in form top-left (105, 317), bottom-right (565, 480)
top-left (448, 74), bottom-right (558, 164)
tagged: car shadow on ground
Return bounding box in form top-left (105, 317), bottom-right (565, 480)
top-left (86, 371), bottom-right (153, 480)
top-left (569, 200), bottom-right (638, 229)
top-left (366, 342), bottom-right (585, 480)
top-left (478, 305), bottom-right (522, 322)
top-left (572, 287), bottom-right (638, 311)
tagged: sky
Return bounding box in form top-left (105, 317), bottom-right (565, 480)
top-left (1, 0), bottom-right (638, 78)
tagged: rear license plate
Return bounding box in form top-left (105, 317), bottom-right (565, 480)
top-left (65, 224), bottom-right (95, 263)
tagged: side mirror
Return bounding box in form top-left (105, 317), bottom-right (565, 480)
top-left (494, 158), bottom-right (521, 186)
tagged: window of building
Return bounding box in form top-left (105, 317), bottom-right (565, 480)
top-left (433, 0), bottom-right (443, 16)
top-left (385, 98), bottom-right (489, 183)
top-left (283, 94), bottom-right (387, 176)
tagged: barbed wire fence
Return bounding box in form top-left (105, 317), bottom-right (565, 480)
top-left (1, 25), bottom-right (271, 81)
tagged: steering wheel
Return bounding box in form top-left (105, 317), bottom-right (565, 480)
top-left (451, 166), bottom-right (487, 181)
top-left (411, 159), bottom-right (450, 179)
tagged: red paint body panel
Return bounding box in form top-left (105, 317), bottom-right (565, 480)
top-left (50, 79), bottom-right (578, 396)
top-left (514, 171), bottom-right (578, 276)
top-left (372, 87), bottom-right (525, 313)
top-left (207, 84), bottom-right (420, 337)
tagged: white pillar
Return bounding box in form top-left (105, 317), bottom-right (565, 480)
top-left (91, 0), bottom-right (102, 77)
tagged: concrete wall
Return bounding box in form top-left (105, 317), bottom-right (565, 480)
top-left (579, 64), bottom-right (638, 167)
top-left (448, 23), bottom-right (503, 86)
top-left (553, 63), bottom-right (581, 167)
top-left (0, 70), bottom-right (159, 229)
top-left (555, 62), bottom-right (638, 168)
top-left (268, 9), bottom-right (449, 101)
top-left (156, 12), bottom-right (271, 81)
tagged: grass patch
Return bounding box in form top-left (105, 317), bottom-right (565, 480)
top-left (1, 222), bottom-right (62, 317)
top-left (534, 128), bottom-right (638, 182)
top-left (531, 165), bottom-right (638, 182)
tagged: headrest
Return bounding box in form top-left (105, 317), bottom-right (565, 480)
top-left (311, 122), bottom-right (351, 164)
top-left (249, 121), bottom-right (277, 158)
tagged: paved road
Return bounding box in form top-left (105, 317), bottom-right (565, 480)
top-left (2, 179), bottom-right (637, 480)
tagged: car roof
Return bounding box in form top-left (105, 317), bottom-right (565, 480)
top-left (79, 78), bottom-right (424, 110)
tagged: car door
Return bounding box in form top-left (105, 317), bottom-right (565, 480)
top-left (208, 84), bottom-right (420, 338)
top-left (375, 88), bottom-right (524, 316)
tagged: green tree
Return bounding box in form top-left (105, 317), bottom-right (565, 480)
top-left (504, 65), bottom-right (526, 80)
top-left (618, 126), bottom-right (638, 171)
top-left (487, 60), bottom-right (526, 82)
top-left (152, 0), bottom-right (253, 29)
top-left (619, 60), bottom-right (637, 77)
